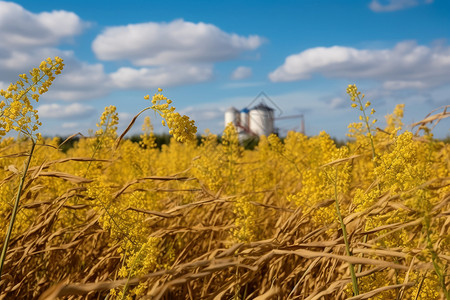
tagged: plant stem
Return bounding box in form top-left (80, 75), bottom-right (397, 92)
top-left (0, 141), bottom-right (36, 279)
top-left (355, 93), bottom-right (376, 161)
top-left (355, 92), bottom-right (379, 276)
top-left (424, 215), bottom-right (449, 300)
top-left (333, 168), bottom-right (359, 296)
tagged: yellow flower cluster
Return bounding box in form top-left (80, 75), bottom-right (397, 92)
top-left (96, 105), bottom-right (119, 137)
top-left (192, 130), bottom-right (223, 191)
top-left (347, 84), bottom-right (377, 155)
top-left (0, 57), bottom-right (64, 140)
top-left (0, 74), bottom-right (448, 299)
top-left (144, 89), bottom-right (197, 143)
top-left (374, 132), bottom-right (430, 193)
top-left (90, 105), bottom-right (120, 159)
top-left (139, 116), bottom-right (157, 149)
top-left (385, 103), bottom-right (405, 133)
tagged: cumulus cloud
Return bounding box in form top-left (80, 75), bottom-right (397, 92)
top-left (92, 19), bottom-right (264, 66)
top-left (231, 66), bottom-right (252, 80)
top-left (0, 47), bottom-right (70, 81)
top-left (369, 0), bottom-right (434, 12)
top-left (0, 49), bottom-right (112, 101)
top-left (110, 64), bottom-right (213, 89)
top-left (181, 106), bottom-right (223, 122)
top-left (0, 1), bottom-right (85, 49)
top-left (0, 3), bottom-right (262, 96)
top-left (47, 60), bottom-right (112, 101)
top-left (269, 40), bottom-right (450, 90)
top-left (382, 80), bottom-right (430, 90)
top-left (61, 122), bottom-right (80, 129)
top-left (0, 2), bottom-right (110, 101)
top-left (0, 47), bottom-right (112, 102)
top-left (329, 97), bottom-right (346, 109)
top-left (38, 103), bottom-right (95, 119)
top-left (97, 19), bottom-right (263, 88)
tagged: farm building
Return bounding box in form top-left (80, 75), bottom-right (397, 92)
top-left (225, 103), bottom-right (275, 139)
top-left (225, 92), bottom-right (305, 139)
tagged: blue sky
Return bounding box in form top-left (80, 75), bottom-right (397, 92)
top-left (1, 0), bottom-right (449, 138)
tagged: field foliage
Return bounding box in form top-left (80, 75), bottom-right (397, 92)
top-left (0, 58), bottom-right (449, 299)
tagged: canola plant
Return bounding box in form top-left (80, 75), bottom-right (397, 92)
top-left (0, 58), bottom-right (448, 299)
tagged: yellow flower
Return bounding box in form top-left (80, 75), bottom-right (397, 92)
top-left (146, 90), bottom-right (197, 143)
top-left (0, 57), bottom-right (64, 140)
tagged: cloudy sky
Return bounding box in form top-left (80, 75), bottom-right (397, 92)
top-left (1, 0), bottom-right (449, 138)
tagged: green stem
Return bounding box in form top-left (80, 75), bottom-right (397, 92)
top-left (333, 168), bottom-right (359, 296)
top-left (355, 92), bottom-right (379, 276)
top-left (355, 94), bottom-right (376, 161)
top-left (0, 141), bottom-right (36, 280)
top-left (424, 215), bottom-right (449, 300)
top-left (422, 140), bottom-right (448, 299)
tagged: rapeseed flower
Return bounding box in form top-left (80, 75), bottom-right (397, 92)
top-left (0, 57), bottom-right (64, 141)
top-left (144, 89), bottom-right (197, 143)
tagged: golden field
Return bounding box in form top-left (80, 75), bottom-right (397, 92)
top-left (0, 58), bottom-right (448, 299)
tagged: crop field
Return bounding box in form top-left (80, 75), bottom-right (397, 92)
top-left (0, 58), bottom-right (449, 299)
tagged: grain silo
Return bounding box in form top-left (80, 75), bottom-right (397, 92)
top-left (224, 107), bottom-right (239, 127)
top-left (223, 92), bottom-right (303, 138)
top-left (249, 103), bottom-right (274, 136)
top-left (240, 108), bottom-right (250, 133)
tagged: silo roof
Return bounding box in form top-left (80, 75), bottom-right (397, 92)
top-left (252, 103), bottom-right (274, 111)
top-left (226, 106), bottom-right (239, 112)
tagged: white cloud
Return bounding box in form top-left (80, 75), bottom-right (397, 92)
top-left (46, 60), bottom-right (112, 101)
top-left (329, 97), bottom-right (346, 109)
top-left (118, 112), bottom-right (133, 120)
top-left (0, 1), bottom-right (85, 49)
top-left (0, 2), bottom-right (109, 101)
top-left (0, 4), bottom-right (262, 96)
top-left (118, 112), bottom-right (134, 127)
top-left (369, 0), bottom-right (434, 12)
top-left (0, 50), bottom-right (112, 101)
top-left (92, 19), bottom-right (264, 66)
top-left (0, 47), bottom-right (112, 101)
top-left (269, 40), bottom-right (450, 90)
top-left (110, 64), bottom-right (213, 89)
top-left (0, 47), bottom-right (71, 81)
top-left (181, 106), bottom-right (223, 122)
top-left (382, 80), bottom-right (429, 90)
top-left (222, 81), bottom-right (265, 89)
top-left (61, 122), bottom-right (80, 129)
top-left (38, 103), bottom-right (95, 119)
top-left (231, 66), bottom-right (252, 80)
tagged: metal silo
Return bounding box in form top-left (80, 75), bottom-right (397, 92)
top-left (249, 103), bottom-right (274, 136)
top-left (224, 107), bottom-right (239, 127)
top-left (240, 108), bottom-right (250, 132)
